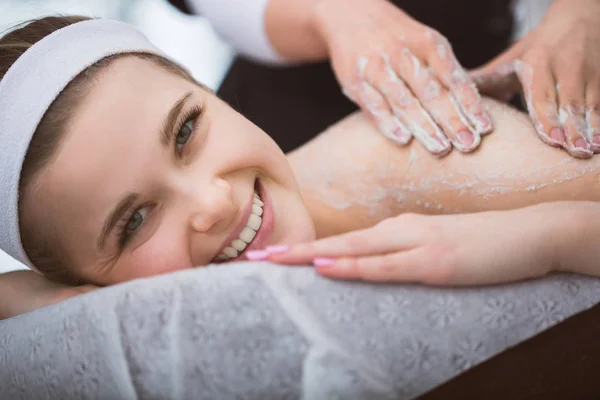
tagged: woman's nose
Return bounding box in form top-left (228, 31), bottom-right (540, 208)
top-left (187, 179), bottom-right (234, 233)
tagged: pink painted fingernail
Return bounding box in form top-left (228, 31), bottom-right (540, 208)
top-left (246, 250), bottom-right (269, 261)
top-left (313, 257), bottom-right (336, 268)
top-left (457, 130), bottom-right (474, 148)
top-left (266, 245), bottom-right (290, 255)
top-left (575, 137), bottom-right (590, 150)
top-left (549, 127), bottom-right (566, 144)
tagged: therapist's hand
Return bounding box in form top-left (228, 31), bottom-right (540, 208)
top-left (310, 0), bottom-right (493, 155)
top-left (263, 204), bottom-right (569, 286)
top-left (471, 0), bottom-right (600, 159)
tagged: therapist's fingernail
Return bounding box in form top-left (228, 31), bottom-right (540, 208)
top-left (313, 257), bottom-right (336, 268)
top-left (549, 127), bottom-right (566, 144)
top-left (457, 130), bottom-right (474, 148)
top-left (476, 113), bottom-right (492, 133)
top-left (575, 137), bottom-right (590, 150)
top-left (246, 250), bottom-right (269, 261)
top-left (266, 245), bottom-right (290, 255)
top-left (393, 126), bottom-right (411, 144)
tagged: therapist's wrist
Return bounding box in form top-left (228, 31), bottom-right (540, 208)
top-left (310, 0), bottom-right (345, 56)
top-left (264, 0), bottom-right (329, 61)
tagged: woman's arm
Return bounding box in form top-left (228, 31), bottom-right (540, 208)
top-left (554, 201), bottom-right (600, 277)
top-left (0, 271), bottom-right (96, 320)
top-left (262, 201), bottom-right (600, 285)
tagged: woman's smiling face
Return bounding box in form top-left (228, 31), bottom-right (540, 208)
top-left (24, 56), bottom-right (315, 285)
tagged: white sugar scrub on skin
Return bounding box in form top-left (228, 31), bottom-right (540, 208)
top-left (287, 97), bottom-right (600, 235)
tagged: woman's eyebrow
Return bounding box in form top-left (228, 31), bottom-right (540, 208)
top-left (161, 91), bottom-right (194, 147)
top-left (97, 193), bottom-right (140, 251)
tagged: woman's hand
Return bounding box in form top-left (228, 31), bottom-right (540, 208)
top-left (0, 270), bottom-right (96, 319)
top-left (310, 0), bottom-right (493, 155)
top-left (252, 203), bottom-right (590, 286)
top-left (471, 0), bottom-right (600, 159)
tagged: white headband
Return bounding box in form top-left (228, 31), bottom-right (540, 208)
top-left (0, 19), bottom-right (164, 271)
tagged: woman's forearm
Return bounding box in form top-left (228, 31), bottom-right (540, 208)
top-left (0, 272), bottom-right (14, 319)
top-left (0, 270), bottom-right (96, 320)
top-left (0, 271), bottom-right (37, 320)
top-left (553, 201), bottom-right (600, 277)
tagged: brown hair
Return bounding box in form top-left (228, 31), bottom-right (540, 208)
top-left (0, 16), bottom-right (197, 283)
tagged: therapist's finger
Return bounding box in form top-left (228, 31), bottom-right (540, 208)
top-left (469, 37), bottom-right (529, 101)
top-left (554, 52), bottom-right (593, 158)
top-left (390, 46), bottom-right (480, 152)
top-left (515, 59), bottom-right (566, 148)
top-left (367, 52), bottom-right (451, 155)
top-left (585, 89), bottom-right (600, 152)
top-left (424, 30), bottom-right (493, 135)
top-left (344, 79), bottom-right (412, 145)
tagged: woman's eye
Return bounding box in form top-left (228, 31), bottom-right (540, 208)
top-left (125, 207), bottom-right (148, 234)
top-left (175, 119), bottom-right (194, 154)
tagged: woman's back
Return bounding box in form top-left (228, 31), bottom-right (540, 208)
top-left (287, 98), bottom-right (600, 236)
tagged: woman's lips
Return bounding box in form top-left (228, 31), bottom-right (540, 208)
top-left (213, 179), bottom-right (275, 263)
top-left (212, 182), bottom-right (256, 261)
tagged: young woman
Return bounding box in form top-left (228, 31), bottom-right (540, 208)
top-left (0, 16), bottom-right (599, 319)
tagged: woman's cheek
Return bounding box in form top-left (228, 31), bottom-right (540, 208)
top-left (123, 236), bottom-right (192, 280)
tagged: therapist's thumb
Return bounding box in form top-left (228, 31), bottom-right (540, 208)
top-left (469, 40), bottom-right (528, 101)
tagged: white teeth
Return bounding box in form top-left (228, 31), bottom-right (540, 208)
top-left (239, 226), bottom-right (256, 243)
top-left (247, 213), bottom-right (262, 230)
top-left (222, 247), bottom-right (238, 258)
top-left (214, 190), bottom-right (264, 262)
top-left (252, 204), bottom-right (263, 216)
top-left (231, 239), bottom-right (246, 251)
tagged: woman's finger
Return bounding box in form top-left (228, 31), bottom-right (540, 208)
top-left (366, 52), bottom-right (451, 155)
top-left (424, 30), bottom-right (493, 135)
top-left (314, 246), bottom-right (455, 284)
top-left (265, 221), bottom-right (420, 264)
top-left (390, 46), bottom-right (480, 152)
top-left (515, 59), bottom-right (567, 149)
top-left (554, 52), bottom-right (593, 158)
